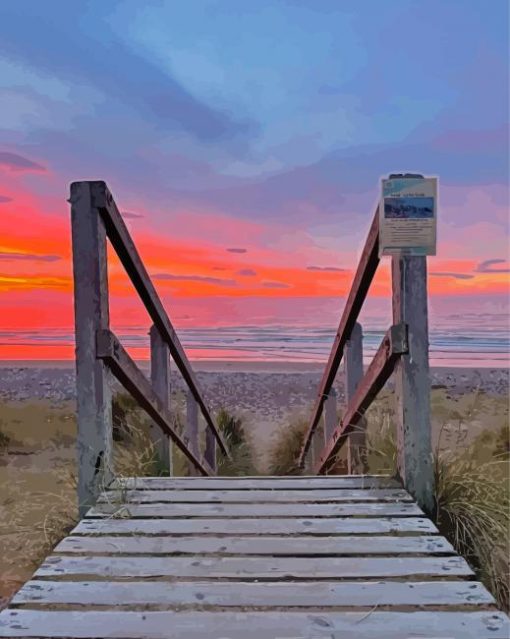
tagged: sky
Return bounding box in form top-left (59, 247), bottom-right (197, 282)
top-left (0, 0), bottom-right (508, 360)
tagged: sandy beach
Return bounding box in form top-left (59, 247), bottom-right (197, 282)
top-left (0, 361), bottom-right (507, 471)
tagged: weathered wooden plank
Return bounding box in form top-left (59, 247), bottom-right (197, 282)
top-left (149, 325), bottom-right (171, 475)
top-left (54, 534), bottom-right (454, 556)
top-left (392, 255), bottom-right (434, 513)
top-left (73, 516), bottom-right (438, 536)
top-left (299, 208), bottom-right (380, 466)
top-left (3, 610), bottom-right (508, 639)
top-left (315, 324), bottom-right (407, 474)
top-left (36, 554), bottom-right (473, 579)
top-left (109, 475), bottom-right (401, 490)
top-left (98, 488), bottom-right (412, 503)
top-left (96, 329), bottom-right (210, 476)
top-left (90, 181), bottom-right (229, 458)
top-left (69, 181), bottom-right (113, 517)
top-left (11, 579), bottom-right (493, 608)
top-left (87, 501), bottom-right (423, 518)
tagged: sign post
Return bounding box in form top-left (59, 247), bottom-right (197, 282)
top-left (379, 173), bottom-right (437, 257)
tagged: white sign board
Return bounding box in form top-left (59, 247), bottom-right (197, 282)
top-left (379, 176), bottom-right (437, 256)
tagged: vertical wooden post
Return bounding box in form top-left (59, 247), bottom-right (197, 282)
top-left (392, 255), bottom-right (434, 513)
top-left (185, 389), bottom-right (199, 476)
top-left (204, 426), bottom-right (217, 473)
top-left (70, 181), bottom-right (113, 517)
top-left (150, 325), bottom-right (172, 476)
top-left (345, 322), bottom-right (367, 474)
top-left (323, 388), bottom-right (337, 444)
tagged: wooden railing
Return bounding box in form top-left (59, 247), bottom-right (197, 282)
top-left (70, 180), bottom-right (230, 515)
top-left (299, 198), bottom-right (434, 513)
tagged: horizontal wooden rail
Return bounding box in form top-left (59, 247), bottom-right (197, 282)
top-left (314, 323), bottom-right (408, 474)
top-left (96, 329), bottom-right (212, 476)
top-left (87, 180), bottom-right (230, 460)
top-left (298, 208), bottom-right (380, 466)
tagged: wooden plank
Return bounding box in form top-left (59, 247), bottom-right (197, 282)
top-left (54, 534), bottom-right (455, 556)
top-left (2, 610), bottom-right (508, 639)
top-left (87, 501), bottom-right (423, 518)
top-left (392, 255), bottom-right (434, 513)
top-left (73, 516), bottom-right (438, 536)
top-left (299, 208), bottom-right (380, 466)
top-left (90, 181), bottom-right (229, 458)
top-left (109, 476), bottom-right (401, 490)
top-left (345, 322), bottom-right (368, 474)
top-left (185, 390), bottom-right (199, 477)
top-left (149, 325), bottom-right (171, 475)
top-left (98, 488), bottom-right (413, 503)
top-left (315, 324), bottom-right (407, 474)
top-left (11, 579), bottom-right (493, 609)
top-left (204, 425), bottom-right (216, 473)
top-left (35, 555), bottom-right (473, 579)
top-left (96, 329), bottom-right (210, 476)
top-left (69, 181), bottom-right (113, 517)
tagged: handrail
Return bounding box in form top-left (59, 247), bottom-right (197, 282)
top-left (70, 180), bottom-right (230, 514)
top-left (299, 179), bottom-right (435, 514)
top-left (89, 181), bottom-right (230, 458)
top-left (298, 208), bottom-right (380, 466)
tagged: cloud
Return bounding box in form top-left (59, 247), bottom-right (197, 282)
top-left (306, 265), bottom-right (347, 272)
top-left (0, 151), bottom-right (46, 172)
top-left (212, 266), bottom-right (227, 271)
top-left (237, 268), bottom-right (257, 276)
top-left (0, 195), bottom-right (13, 203)
top-left (0, 5), bottom-right (255, 144)
top-left (152, 273), bottom-right (237, 286)
top-left (430, 272), bottom-right (474, 280)
top-left (122, 211), bottom-right (144, 219)
top-left (474, 259), bottom-right (510, 273)
top-left (262, 281), bottom-right (291, 289)
top-left (0, 251), bottom-right (60, 262)
top-left (226, 248), bottom-right (247, 254)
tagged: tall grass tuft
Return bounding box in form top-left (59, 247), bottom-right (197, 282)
top-left (216, 409), bottom-right (257, 476)
top-left (267, 415), bottom-right (308, 475)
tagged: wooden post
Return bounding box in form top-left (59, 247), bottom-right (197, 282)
top-left (185, 389), bottom-right (199, 476)
top-left (150, 325), bottom-right (172, 476)
top-left (204, 426), bottom-right (217, 473)
top-left (323, 388), bottom-right (337, 444)
top-left (70, 181), bottom-right (113, 517)
top-left (392, 256), bottom-right (434, 514)
top-left (345, 322), bottom-right (367, 474)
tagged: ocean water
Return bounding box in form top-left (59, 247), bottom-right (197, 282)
top-left (2, 322), bottom-right (507, 368)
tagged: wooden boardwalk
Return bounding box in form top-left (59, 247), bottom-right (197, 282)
top-left (1, 475), bottom-right (508, 638)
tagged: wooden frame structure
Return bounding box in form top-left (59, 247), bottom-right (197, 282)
top-left (299, 201), bottom-right (434, 514)
top-left (70, 181), bottom-right (230, 515)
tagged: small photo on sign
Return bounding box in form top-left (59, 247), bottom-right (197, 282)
top-left (384, 197), bottom-right (434, 219)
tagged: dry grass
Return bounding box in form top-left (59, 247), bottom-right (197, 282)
top-left (267, 413), bottom-right (309, 475)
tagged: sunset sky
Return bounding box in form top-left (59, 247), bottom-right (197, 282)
top-left (0, 0), bottom-right (508, 360)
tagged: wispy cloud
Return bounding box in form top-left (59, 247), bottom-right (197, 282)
top-left (0, 251), bottom-right (60, 262)
top-left (0, 152), bottom-right (46, 172)
top-left (122, 211), bottom-right (144, 219)
top-left (474, 259), bottom-right (510, 273)
top-left (262, 281), bottom-right (290, 289)
top-left (237, 268), bottom-right (257, 276)
top-left (430, 272), bottom-right (475, 280)
top-left (226, 248), bottom-right (247, 254)
top-left (306, 265), bottom-right (347, 272)
top-left (0, 195), bottom-right (13, 203)
top-left (152, 272), bottom-right (237, 286)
